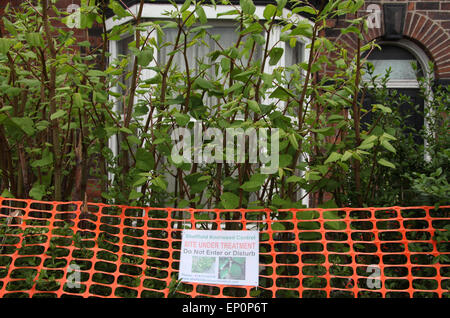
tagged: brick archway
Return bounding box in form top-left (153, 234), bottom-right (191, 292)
top-left (334, 11), bottom-right (450, 79)
top-left (402, 11), bottom-right (450, 78)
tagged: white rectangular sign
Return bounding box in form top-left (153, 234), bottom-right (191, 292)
top-left (179, 230), bottom-right (259, 286)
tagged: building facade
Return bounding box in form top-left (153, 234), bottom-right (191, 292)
top-left (3, 0), bottom-right (447, 81)
top-left (0, 0), bottom-right (448, 205)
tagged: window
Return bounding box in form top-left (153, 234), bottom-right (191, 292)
top-left (156, 23), bottom-right (264, 111)
top-left (362, 40), bottom-right (432, 145)
top-left (106, 3), bottom-right (310, 206)
top-left (117, 36), bottom-right (134, 113)
top-left (107, 3), bottom-right (310, 151)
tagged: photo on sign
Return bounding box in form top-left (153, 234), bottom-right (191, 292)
top-left (218, 257), bottom-right (246, 280)
top-left (192, 256), bottom-right (216, 274)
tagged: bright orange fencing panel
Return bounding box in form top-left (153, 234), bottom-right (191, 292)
top-left (0, 197), bottom-right (449, 298)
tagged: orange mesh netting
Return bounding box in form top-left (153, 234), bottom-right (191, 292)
top-left (0, 197), bottom-right (448, 298)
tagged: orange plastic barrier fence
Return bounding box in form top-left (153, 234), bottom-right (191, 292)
top-left (0, 197), bottom-right (449, 298)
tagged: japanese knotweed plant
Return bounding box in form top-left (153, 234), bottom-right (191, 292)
top-left (0, 0), bottom-right (411, 210)
top-left (101, 0), bottom-right (390, 210)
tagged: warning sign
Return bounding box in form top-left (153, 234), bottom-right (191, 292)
top-left (178, 230), bottom-right (259, 286)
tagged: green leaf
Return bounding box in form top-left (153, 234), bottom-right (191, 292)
top-left (279, 154), bottom-right (292, 168)
top-left (0, 38), bottom-right (14, 54)
top-left (305, 171), bottom-right (321, 181)
top-left (324, 152), bottom-right (342, 164)
top-left (25, 33), bottom-right (44, 48)
top-left (173, 112), bottom-right (190, 126)
top-left (35, 120), bottom-right (49, 132)
top-left (286, 175), bottom-right (303, 183)
top-left (144, 74), bottom-right (162, 84)
top-left (1, 189), bottom-right (14, 198)
top-left (223, 177), bottom-right (240, 191)
top-left (373, 104), bottom-right (392, 114)
top-left (11, 117), bottom-right (35, 136)
top-left (80, 12), bottom-right (96, 28)
top-left (2, 18), bottom-right (17, 36)
top-left (78, 41), bottom-right (92, 47)
top-left (162, 21), bottom-right (178, 29)
top-left (316, 165), bottom-right (328, 175)
top-left (31, 149), bottom-right (53, 168)
top-left (119, 127), bottom-right (133, 134)
top-left (240, 22), bottom-right (263, 35)
top-left (288, 133), bottom-right (299, 150)
top-left (292, 6), bottom-right (317, 15)
top-left (73, 93), bottom-right (83, 108)
top-left (94, 91), bottom-right (108, 104)
top-left (136, 148), bottom-right (155, 171)
top-left (233, 69), bottom-right (256, 81)
top-left (325, 221), bottom-right (345, 230)
top-left (328, 114), bottom-right (345, 122)
top-left (137, 47), bottom-right (154, 66)
top-left (341, 151), bottom-right (352, 162)
top-left (240, 174), bottom-right (267, 192)
top-left (132, 177), bottom-right (147, 188)
top-left (381, 140), bottom-right (396, 153)
top-left (240, 0), bottom-right (256, 15)
top-left (276, 0), bottom-right (287, 10)
top-left (335, 58), bottom-right (346, 69)
top-left (341, 26), bottom-right (360, 35)
top-left (195, 6), bottom-right (207, 24)
top-left (180, 0), bottom-right (192, 12)
top-left (378, 158), bottom-right (396, 169)
top-left (269, 87), bottom-right (291, 100)
top-left (196, 175), bottom-right (210, 182)
top-left (292, 25), bottom-right (313, 39)
top-left (240, 181), bottom-right (261, 192)
top-left (358, 142), bottom-right (374, 150)
top-left (311, 126), bottom-right (334, 134)
top-left (269, 47), bottom-right (284, 66)
top-left (263, 4), bottom-right (277, 20)
top-left (247, 100), bottom-right (261, 114)
top-left (381, 132), bottom-right (397, 141)
top-left (0, 106), bottom-right (13, 113)
top-left (108, 0), bottom-right (131, 18)
top-left (86, 70), bottom-right (106, 77)
top-left (194, 77), bottom-right (215, 90)
top-left (129, 189), bottom-right (143, 201)
top-left (357, 135), bottom-right (376, 150)
top-left (152, 176), bottom-right (167, 191)
top-left (5, 87), bottom-right (21, 97)
top-left (272, 222), bottom-right (285, 231)
top-left (220, 192), bottom-right (240, 209)
top-left (50, 110), bottom-right (66, 121)
top-left (182, 10), bottom-right (195, 27)
top-left (29, 184), bottom-right (46, 201)
top-left (217, 9), bottom-right (239, 18)
top-left (190, 26), bottom-right (214, 36)
top-left (224, 82), bottom-right (244, 95)
top-left (101, 192), bottom-right (114, 200)
top-left (178, 199), bottom-right (190, 209)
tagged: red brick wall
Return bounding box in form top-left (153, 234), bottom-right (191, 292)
top-left (328, 1), bottom-right (450, 80)
top-left (0, 0), bottom-right (103, 49)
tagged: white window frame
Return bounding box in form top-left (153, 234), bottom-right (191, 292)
top-left (106, 3), bottom-right (313, 207)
